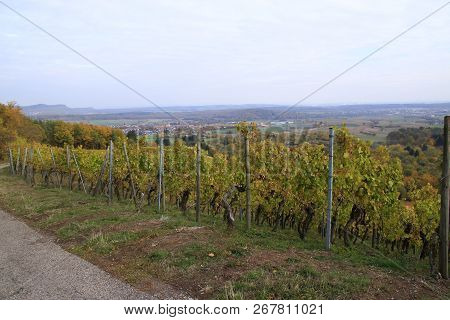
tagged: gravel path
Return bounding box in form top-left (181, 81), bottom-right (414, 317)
top-left (0, 209), bottom-right (153, 299)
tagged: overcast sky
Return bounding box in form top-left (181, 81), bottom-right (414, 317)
top-left (0, 0), bottom-right (449, 108)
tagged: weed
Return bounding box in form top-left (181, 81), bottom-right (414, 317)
top-left (84, 231), bottom-right (142, 255)
top-left (147, 249), bottom-right (170, 261)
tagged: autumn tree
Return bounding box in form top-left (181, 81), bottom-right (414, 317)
top-left (0, 101), bottom-right (44, 159)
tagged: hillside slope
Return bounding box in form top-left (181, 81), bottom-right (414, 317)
top-left (0, 169), bottom-right (447, 300)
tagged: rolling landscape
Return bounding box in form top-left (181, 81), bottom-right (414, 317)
top-left (0, 101), bottom-right (449, 300)
top-left (21, 102), bottom-right (449, 142)
top-left (0, 2), bottom-right (449, 319)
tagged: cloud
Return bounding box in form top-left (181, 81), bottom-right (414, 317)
top-left (0, 0), bottom-right (449, 106)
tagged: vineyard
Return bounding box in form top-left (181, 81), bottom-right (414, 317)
top-left (6, 124), bottom-right (441, 267)
top-left (1, 0), bottom-right (450, 305)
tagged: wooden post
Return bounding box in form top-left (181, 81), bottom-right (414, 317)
top-left (325, 128), bottom-right (334, 250)
top-left (50, 147), bottom-right (56, 186)
top-left (137, 128), bottom-right (140, 154)
top-left (93, 146), bottom-right (109, 196)
top-left (122, 142), bottom-right (138, 209)
top-left (50, 148), bottom-right (62, 189)
top-left (37, 147), bottom-right (45, 180)
top-left (66, 146), bottom-right (72, 190)
top-left (21, 148), bottom-right (28, 177)
top-left (162, 140), bottom-right (165, 213)
top-left (157, 135), bottom-right (162, 213)
top-left (15, 147), bottom-right (21, 174)
top-left (8, 148), bottom-right (15, 175)
top-left (37, 148), bottom-right (44, 165)
top-left (71, 149), bottom-right (87, 193)
top-left (244, 134), bottom-right (251, 229)
top-left (108, 140), bottom-right (114, 205)
top-left (158, 134), bottom-right (164, 213)
top-left (440, 116), bottom-right (449, 279)
top-left (196, 129), bottom-right (201, 222)
top-left (29, 148), bottom-right (35, 186)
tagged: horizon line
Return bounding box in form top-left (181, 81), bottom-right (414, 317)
top-left (18, 100), bottom-right (450, 110)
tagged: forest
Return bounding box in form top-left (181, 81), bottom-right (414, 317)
top-left (0, 102), bottom-right (124, 159)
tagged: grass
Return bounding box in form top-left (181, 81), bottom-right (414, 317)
top-left (0, 168), bottom-right (447, 299)
top-left (171, 242), bottom-right (219, 270)
top-left (219, 267), bottom-right (371, 299)
top-left (56, 215), bottom-right (135, 240)
top-left (82, 231), bottom-right (144, 255)
top-left (327, 243), bottom-right (431, 274)
top-left (147, 249), bottom-right (170, 261)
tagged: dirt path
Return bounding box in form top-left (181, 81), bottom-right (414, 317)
top-left (0, 209), bottom-right (152, 299)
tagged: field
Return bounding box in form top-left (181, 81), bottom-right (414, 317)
top-left (90, 113), bottom-right (442, 148)
top-left (0, 168), bottom-right (448, 299)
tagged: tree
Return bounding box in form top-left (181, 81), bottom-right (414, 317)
top-left (73, 123), bottom-right (93, 147)
top-left (126, 130), bottom-right (137, 142)
top-left (53, 122), bottom-right (74, 146)
top-left (0, 101), bottom-right (44, 159)
top-left (163, 129), bottom-right (171, 146)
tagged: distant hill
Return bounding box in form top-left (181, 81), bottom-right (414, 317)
top-left (20, 102), bottom-right (450, 123)
top-left (21, 104), bottom-right (96, 116)
top-left (20, 103), bottom-right (282, 117)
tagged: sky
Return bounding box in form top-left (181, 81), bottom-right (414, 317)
top-left (0, 0), bottom-right (449, 108)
